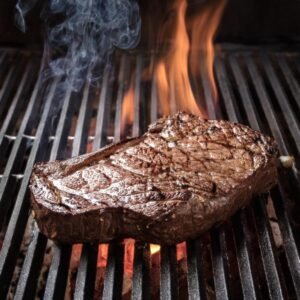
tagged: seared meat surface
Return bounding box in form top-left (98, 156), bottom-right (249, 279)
top-left (30, 112), bottom-right (278, 244)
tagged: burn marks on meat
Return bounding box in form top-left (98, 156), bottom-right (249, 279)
top-left (211, 182), bottom-right (217, 194)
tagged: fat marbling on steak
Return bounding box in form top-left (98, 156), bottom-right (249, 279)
top-left (30, 112), bottom-right (278, 244)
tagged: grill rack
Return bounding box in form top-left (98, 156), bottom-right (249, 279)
top-left (0, 46), bottom-right (299, 299)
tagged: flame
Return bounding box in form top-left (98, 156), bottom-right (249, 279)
top-left (155, 0), bottom-right (201, 116)
top-left (190, 0), bottom-right (227, 102)
top-left (154, 0), bottom-right (226, 116)
top-left (121, 80), bottom-right (135, 135)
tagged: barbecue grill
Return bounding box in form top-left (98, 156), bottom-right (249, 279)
top-left (1, 0), bottom-right (300, 298)
top-left (0, 46), bottom-right (299, 299)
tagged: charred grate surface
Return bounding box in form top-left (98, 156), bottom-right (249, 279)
top-left (0, 46), bottom-right (299, 299)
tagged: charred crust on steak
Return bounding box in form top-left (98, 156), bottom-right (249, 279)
top-left (30, 112), bottom-right (279, 245)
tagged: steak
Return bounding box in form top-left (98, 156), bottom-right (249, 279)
top-left (30, 112), bottom-right (279, 245)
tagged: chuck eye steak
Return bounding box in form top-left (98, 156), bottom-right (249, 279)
top-left (30, 112), bottom-right (278, 245)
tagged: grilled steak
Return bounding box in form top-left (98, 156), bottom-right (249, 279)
top-left (30, 112), bottom-right (278, 245)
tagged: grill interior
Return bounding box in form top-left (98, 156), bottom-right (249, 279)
top-left (0, 45), bottom-right (300, 299)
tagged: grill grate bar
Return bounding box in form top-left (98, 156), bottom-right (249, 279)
top-left (0, 52), bottom-right (17, 97)
top-left (160, 245), bottom-right (178, 300)
top-left (102, 54), bottom-right (126, 299)
top-left (16, 77), bottom-right (78, 300)
top-left (41, 81), bottom-right (75, 299)
top-left (44, 76), bottom-right (93, 298)
top-left (245, 57), bottom-right (290, 155)
top-left (271, 185), bottom-right (300, 298)
top-left (72, 77), bottom-right (92, 157)
top-left (114, 55), bottom-right (128, 142)
top-left (231, 211), bottom-right (257, 299)
top-left (252, 198), bottom-right (286, 299)
top-left (214, 59), bottom-right (238, 122)
top-left (210, 229), bottom-right (229, 300)
top-left (14, 227), bottom-right (47, 300)
top-left (74, 244), bottom-right (98, 300)
top-left (261, 55), bottom-right (300, 152)
top-left (182, 69), bottom-right (210, 300)
top-left (131, 55), bottom-right (152, 299)
top-left (276, 55), bottom-right (300, 111)
top-left (102, 242), bottom-right (124, 300)
top-left (132, 54), bottom-right (143, 138)
top-left (203, 65), bottom-right (229, 300)
top-left (61, 76), bottom-right (96, 298)
top-left (186, 239), bottom-right (207, 300)
top-left (74, 67), bottom-right (117, 299)
top-left (43, 245), bottom-right (72, 300)
top-left (93, 66), bottom-right (113, 150)
top-left (0, 60), bottom-right (36, 145)
top-left (0, 77), bottom-right (58, 296)
top-left (49, 83), bottom-right (74, 161)
top-left (216, 56), bottom-right (269, 298)
top-left (150, 54), bottom-right (158, 123)
top-left (201, 69), bottom-right (218, 119)
top-left (150, 55), bottom-right (181, 300)
top-left (227, 55), bottom-right (260, 130)
top-left (0, 61), bottom-right (19, 116)
top-left (132, 243), bottom-right (151, 300)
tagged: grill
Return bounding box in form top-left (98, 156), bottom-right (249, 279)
top-left (0, 45), bottom-right (300, 299)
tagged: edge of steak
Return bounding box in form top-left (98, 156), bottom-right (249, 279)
top-left (30, 112), bottom-right (279, 245)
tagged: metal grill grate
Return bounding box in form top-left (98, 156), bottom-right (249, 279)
top-left (0, 46), bottom-right (299, 299)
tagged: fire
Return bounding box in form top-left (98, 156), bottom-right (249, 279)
top-left (190, 0), bottom-right (227, 102)
top-left (150, 244), bottom-right (161, 255)
top-left (154, 0), bottom-right (226, 116)
top-left (155, 0), bottom-right (201, 116)
top-left (121, 80), bottom-right (135, 135)
top-left (124, 239), bottom-right (135, 276)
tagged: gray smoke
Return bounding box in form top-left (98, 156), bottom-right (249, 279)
top-left (15, 0), bottom-right (141, 91)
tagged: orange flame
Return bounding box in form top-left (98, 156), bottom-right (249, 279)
top-left (121, 81), bottom-right (135, 135)
top-left (190, 0), bottom-right (227, 103)
top-left (154, 0), bottom-right (226, 116)
top-left (155, 0), bottom-right (201, 116)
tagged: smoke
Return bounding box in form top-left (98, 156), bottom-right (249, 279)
top-left (15, 0), bottom-right (141, 91)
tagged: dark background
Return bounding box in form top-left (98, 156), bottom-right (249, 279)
top-left (1, 0), bottom-right (300, 48)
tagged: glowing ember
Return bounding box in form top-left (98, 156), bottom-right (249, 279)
top-left (71, 244), bottom-right (82, 270)
top-left (97, 244), bottom-right (109, 268)
top-left (124, 239), bottom-right (135, 276)
top-left (177, 242), bottom-right (186, 261)
top-left (150, 244), bottom-right (161, 255)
